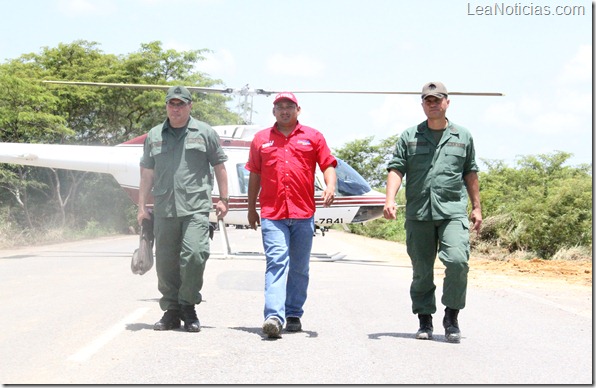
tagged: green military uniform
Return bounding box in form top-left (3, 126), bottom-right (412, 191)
top-left (140, 116), bottom-right (228, 311)
top-left (387, 119), bottom-right (479, 314)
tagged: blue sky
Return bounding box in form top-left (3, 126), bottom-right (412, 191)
top-left (0, 0), bottom-right (592, 167)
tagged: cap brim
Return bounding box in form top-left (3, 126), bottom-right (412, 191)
top-left (422, 93), bottom-right (448, 99)
top-left (274, 97), bottom-right (298, 105)
top-left (166, 95), bottom-right (191, 102)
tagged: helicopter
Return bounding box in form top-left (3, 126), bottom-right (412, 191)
top-left (0, 124), bottom-right (387, 259)
top-left (0, 81), bottom-right (503, 258)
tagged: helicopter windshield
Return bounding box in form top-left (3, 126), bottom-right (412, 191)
top-left (236, 157), bottom-right (371, 196)
top-left (335, 158), bottom-right (371, 196)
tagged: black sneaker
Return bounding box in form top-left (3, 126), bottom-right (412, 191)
top-left (415, 314), bottom-right (433, 340)
top-left (262, 316), bottom-right (282, 338)
top-left (180, 304), bottom-right (201, 332)
top-left (154, 309), bottom-right (181, 331)
top-left (286, 317), bottom-right (302, 332)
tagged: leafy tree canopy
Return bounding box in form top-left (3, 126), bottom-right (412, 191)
top-left (1, 40), bottom-right (242, 145)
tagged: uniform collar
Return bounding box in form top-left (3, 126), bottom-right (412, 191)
top-left (162, 116), bottom-right (202, 133)
top-left (418, 119), bottom-right (458, 135)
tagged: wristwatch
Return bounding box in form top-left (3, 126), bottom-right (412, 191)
top-left (220, 197), bottom-right (229, 203)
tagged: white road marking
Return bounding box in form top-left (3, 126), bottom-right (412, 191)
top-left (68, 307), bottom-right (150, 362)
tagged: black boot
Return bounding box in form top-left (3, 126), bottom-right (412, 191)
top-left (415, 314), bottom-right (433, 340)
top-left (180, 304), bottom-right (201, 332)
top-left (443, 307), bottom-right (461, 343)
top-left (154, 309), bottom-right (181, 331)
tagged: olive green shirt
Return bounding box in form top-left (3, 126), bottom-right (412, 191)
top-left (387, 120), bottom-right (479, 221)
top-left (140, 116), bottom-right (228, 218)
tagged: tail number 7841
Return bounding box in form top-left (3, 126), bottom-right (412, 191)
top-left (318, 218), bottom-right (344, 225)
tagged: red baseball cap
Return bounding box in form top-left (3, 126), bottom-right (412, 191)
top-left (273, 92), bottom-right (299, 106)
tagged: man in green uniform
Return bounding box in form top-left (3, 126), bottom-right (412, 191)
top-left (383, 82), bottom-right (482, 343)
top-left (137, 86), bottom-right (229, 332)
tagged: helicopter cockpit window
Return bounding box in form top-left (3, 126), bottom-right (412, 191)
top-left (237, 164), bottom-right (250, 194)
top-left (335, 158), bottom-right (371, 196)
top-left (237, 159), bottom-right (370, 196)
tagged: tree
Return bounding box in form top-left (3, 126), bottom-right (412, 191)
top-left (0, 40), bottom-right (243, 239)
top-left (333, 133), bottom-right (400, 188)
top-left (0, 71), bottom-right (71, 143)
top-left (478, 151), bottom-right (592, 258)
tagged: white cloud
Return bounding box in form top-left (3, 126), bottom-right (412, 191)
top-left (266, 54), bottom-right (325, 77)
top-left (198, 49), bottom-right (237, 80)
top-left (484, 45), bottom-right (592, 137)
top-left (58, 0), bottom-right (117, 16)
top-left (135, 0), bottom-right (218, 7)
top-left (484, 101), bottom-right (523, 128)
top-left (157, 43), bottom-right (236, 82)
top-left (485, 95), bottom-right (588, 136)
top-left (558, 44), bottom-right (592, 85)
top-left (369, 95), bottom-right (424, 139)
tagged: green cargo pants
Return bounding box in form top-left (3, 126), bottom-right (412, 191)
top-left (405, 217), bottom-right (470, 315)
top-left (154, 212), bottom-right (210, 311)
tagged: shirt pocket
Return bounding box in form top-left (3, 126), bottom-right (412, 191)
top-left (184, 141), bottom-right (208, 169)
top-left (150, 143), bottom-right (164, 158)
top-left (438, 186), bottom-right (464, 202)
top-left (294, 140), bottom-right (315, 166)
top-left (444, 146), bottom-right (466, 173)
top-left (185, 141), bottom-right (207, 153)
top-left (407, 145), bottom-right (432, 173)
top-left (259, 147), bottom-right (279, 191)
top-left (185, 185), bottom-right (209, 209)
top-left (261, 146), bottom-right (278, 167)
top-left (151, 187), bottom-right (170, 207)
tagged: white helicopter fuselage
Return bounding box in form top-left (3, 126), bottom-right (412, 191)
top-left (0, 125), bottom-right (386, 227)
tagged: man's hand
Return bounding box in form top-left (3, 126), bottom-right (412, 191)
top-left (247, 208), bottom-right (260, 230)
top-left (137, 206), bottom-right (151, 226)
top-left (216, 200), bottom-right (229, 220)
top-left (321, 188), bottom-right (335, 208)
top-left (383, 202), bottom-right (397, 220)
top-left (469, 207), bottom-right (482, 234)
top-left (384, 170), bottom-right (402, 220)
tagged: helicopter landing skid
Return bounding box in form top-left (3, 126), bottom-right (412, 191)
top-left (212, 219), bottom-right (346, 262)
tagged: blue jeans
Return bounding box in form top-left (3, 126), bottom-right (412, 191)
top-left (261, 217), bottom-right (315, 324)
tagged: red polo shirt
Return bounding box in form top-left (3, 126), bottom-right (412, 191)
top-left (245, 122), bottom-right (337, 220)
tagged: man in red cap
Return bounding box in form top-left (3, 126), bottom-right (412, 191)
top-left (246, 92), bottom-right (337, 339)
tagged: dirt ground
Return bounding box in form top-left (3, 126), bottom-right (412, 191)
top-left (469, 255), bottom-right (592, 287)
top-left (329, 231), bottom-right (592, 289)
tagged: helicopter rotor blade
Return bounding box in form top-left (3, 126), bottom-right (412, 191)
top-left (42, 80), bottom-right (234, 94)
top-left (43, 81), bottom-right (504, 97)
top-left (258, 89), bottom-right (504, 97)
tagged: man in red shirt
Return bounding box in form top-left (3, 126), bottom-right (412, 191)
top-left (246, 92), bottom-right (337, 339)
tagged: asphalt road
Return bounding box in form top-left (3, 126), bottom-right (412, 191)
top-left (0, 228), bottom-right (592, 384)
